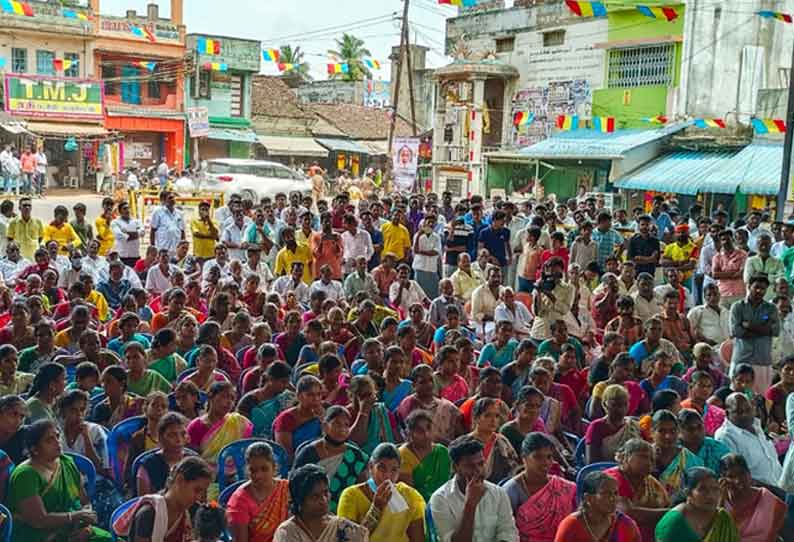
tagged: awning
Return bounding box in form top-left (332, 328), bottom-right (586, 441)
top-left (0, 122), bottom-right (26, 135)
top-left (25, 121), bottom-right (108, 137)
top-left (315, 137), bottom-right (370, 154)
top-left (714, 142), bottom-right (783, 196)
top-left (614, 150), bottom-right (739, 195)
top-left (356, 139), bottom-right (389, 155)
top-left (257, 135), bottom-right (328, 158)
top-left (207, 126), bottom-right (258, 143)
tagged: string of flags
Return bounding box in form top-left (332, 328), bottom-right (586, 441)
top-left (438, 0), bottom-right (480, 7)
top-left (752, 118), bottom-right (787, 134)
top-left (196, 38), bottom-right (221, 55)
top-left (327, 63), bottom-right (350, 74)
top-left (364, 59), bottom-right (381, 69)
top-left (131, 25), bottom-right (156, 43)
top-left (642, 116), bottom-right (668, 124)
top-left (0, 0), bottom-right (33, 17)
top-left (565, 1), bottom-right (678, 21)
top-left (694, 118), bottom-right (726, 129)
top-left (513, 112), bottom-right (535, 127)
top-left (263, 49), bottom-right (280, 62)
top-left (592, 116), bottom-right (616, 133)
top-left (278, 63), bottom-right (295, 72)
top-left (53, 58), bottom-right (76, 72)
top-left (136, 61), bottom-right (157, 71)
top-left (556, 115), bottom-right (580, 131)
top-left (203, 62), bottom-right (228, 72)
top-left (62, 9), bottom-right (87, 20)
top-left (758, 11), bottom-right (793, 23)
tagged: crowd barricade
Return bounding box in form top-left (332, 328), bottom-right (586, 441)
top-left (127, 189), bottom-right (226, 223)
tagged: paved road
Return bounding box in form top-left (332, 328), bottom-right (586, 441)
top-left (23, 189), bottom-right (106, 222)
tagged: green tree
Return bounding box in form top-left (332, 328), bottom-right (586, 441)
top-left (327, 33), bottom-right (372, 81)
top-left (278, 45), bottom-right (312, 81)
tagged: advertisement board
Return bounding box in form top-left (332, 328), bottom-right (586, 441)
top-left (4, 74), bottom-right (104, 120)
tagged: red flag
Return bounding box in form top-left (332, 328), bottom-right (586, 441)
top-left (213, 41), bottom-right (221, 54)
top-left (774, 119), bottom-right (788, 132)
top-left (565, 0), bottom-right (583, 16)
top-left (21, 1), bottom-right (33, 16)
top-left (661, 7), bottom-right (678, 21)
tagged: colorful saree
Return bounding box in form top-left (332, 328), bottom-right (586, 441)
top-left (382, 379), bottom-right (412, 412)
top-left (606, 467), bottom-right (670, 542)
top-left (187, 412), bottom-right (253, 499)
top-left (481, 432), bottom-right (520, 483)
top-left (555, 511), bottom-right (641, 542)
top-left (226, 479), bottom-right (290, 542)
top-left (436, 374), bottom-right (470, 404)
top-left (657, 448), bottom-right (704, 496)
top-left (655, 508), bottom-right (740, 542)
top-left (294, 442), bottom-right (369, 513)
top-left (249, 391), bottom-right (297, 440)
top-left (148, 353), bottom-right (187, 383)
top-left (680, 400), bottom-right (725, 436)
top-left (399, 443), bottom-right (451, 502)
top-left (8, 455), bottom-right (112, 542)
top-left (111, 494), bottom-right (191, 542)
top-left (360, 403), bottom-right (397, 455)
top-left (601, 419), bottom-right (643, 461)
top-left (508, 475), bottom-right (576, 542)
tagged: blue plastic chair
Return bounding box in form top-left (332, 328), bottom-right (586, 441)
top-left (217, 438), bottom-right (289, 493)
top-left (219, 479), bottom-right (245, 508)
top-left (576, 461), bottom-right (618, 503)
top-left (108, 416), bottom-right (146, 482)
top-left (574, 437), bottom-right (586, 469)
top-left (65, 452), bottom-right (97, 499)
top-left (167, 391), bottom-right (208, 411)
top-left (0, 503), bottom-right (12, 542)
top-left (129, 449), bottom-right (159, 496)
top-left (90, 392), bottom-right (107, 409)
top-left (110, 497), bottom-right (141, 541)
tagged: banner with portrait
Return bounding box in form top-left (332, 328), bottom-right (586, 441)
top-left (392, 137), bottom-right (419, 192)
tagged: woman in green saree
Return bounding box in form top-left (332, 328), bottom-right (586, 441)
top-left (236, 361), bottom-right (296, 440)
top-left (348, 375), bottom-right (401, 455)
top-left (147, 328), bottom-right (188, 383)
top-left (655, 467), bottom-right (740, 542)
top-left (7, 419), bottom-right (111, 542)
top-left (398, 409), bottom-right (451, 502)
top-left (651, 410), bottom-right (704, 496)
top-left (293, 405), bottom-right (369, 513)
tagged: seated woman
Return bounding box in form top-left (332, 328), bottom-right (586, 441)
top-left (655, 467), bottom-right (740, 542)
top-left (147, 328), bottom-right (188, 383)
top-left (398, 364), bottom-right (464, 446)
top-left (221, 310), bottom-right (254, 354)
top-left (237, 361), bottom-right (296, 440)
top-left (764, 355), bottom-right (794, 437)
top-left (338, 443), bottom-right (425, 542)
top-left (173, 380), bottom-right (203, 421)
top-left (293, 406), bottom-right (369, 513)
top-left (651, 409), bottom-right (704, 496)
top-left (554, 471), bottom-right (641, 542)
top-left (469, 397), bottom-right (519, 483)
top-left (106, 312), bottom-right (151, 356)
top-left (398, 409), bottom-right (451, 503)
top-left (184, 345), bottom-right (231, 392)
top-left (226, 442), bottom-right (290, 542)
top-left (57, 390), bottom-right (110, 477)
top-left (678, 409), bottom-right (732, 473)
top-left (458, 367), bottom-right (508, 433)
top-left (8, 419), bottom-right (112, 542)
top-left (90, 365), bottom-right (144, 428)
top-left (680, 371), bottom-right (725, 436)
top-left (606, 438), bottom-right (670, 542)
top-left (186, 380), bottom-right (252, 499)
top-left (274, 464), bottom-right (368, 542)
top-left (175, 313), bottom-right (199, 357)
top-left (0, 301), bottom-right (35, 350)
top-left (113, 456), bottom-right (212, 542)
top-left (189, 321), bottom-right (241, 383)
top-left (0, 395), bottom-right (31, 464)
top-left (241, 343), bottom-right (278, 393)
top-left (348, 374), bottom-right (400, 455)
top-left (273, 375), bottom-right (325, 461)
top-left (585, 384), bottom-right (643, 464)
top-left (719, 453), bottom-right (786, 542)
top-left (124, 342), bottom-right (171, 397)
top-left (434, 345), bottom-right (469, 404)
top-left (0, 343), bottom-right (33, 396)
top-left (136, 412), bottom-right (194, 495)
top-left (503, 432), bottom-right (576, 542)
top-left (125, 392), bottom-right (169, 487)
top-left (274, 310), bottom-right (307, 369)
top-left (500, 385), bottom-right (546, 455)
top-left (318, 353), bottom-right (350, 407)
top-left (25, 362), bottom-right (67, 424)
top-left (639, 352), bottom-right (688, 401)
top-left (382, 346), bottom-right (413, 412)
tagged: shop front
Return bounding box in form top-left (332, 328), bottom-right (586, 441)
top-left (104, 112), bottom-right (185, 169)
top-left (315, 137), bottom-right (369, 176)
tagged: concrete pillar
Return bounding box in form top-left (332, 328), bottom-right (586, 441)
top-left (88, 0), bottom-right (99, 13)
top-left (469, 77), bottom-right (486, 197)
top-left (171, 0), bottom-right (183, 25)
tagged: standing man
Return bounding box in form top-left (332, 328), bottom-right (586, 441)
top-left (712, 230), bottom-right (747, 309)
top-left (156, 158), bottom-right (169, 189)
top-left (743, 233), bottom-right (784, 300)
top-left (190, 200), bottom-right (219, 263)
top-left (0, 200), bottom-right (14, 256)
top-left (477, 210), bottom-right (512, 278)
top-left (220, 208), bottom-right (251, 262)
top-left (35, 147), bottom-right (47, 196)
top-left (730, 274), bottom-right (779, 395)
top-left (149, 191), bottom-right (185, 256)
top-left (742, 210), bottom-right (771, 253)
top-left (650, 195), bottom-right (673, 239)
top-left (19, 146), bottom-right (36, 196)
top-left (359, 210), bottom-right (382, 271)
top-left (661, 224), bottom-right (697, 289)
top-left (592, 211), bottom-right (625, 272)
top-left (310, 212), bottom-right (343, 279)
top-left (412, 213), bottom-right (441, 300)
top-left (341, 214), bottom-right (373, 275)
top-left (310, 162), bottom-right (325, 206)
top-left (0, 145), bottom-right (11, 194)
top-left (111, 200), bottom-right (143, 268)
top-left (7, 197), bottom-right (43, 260)
top-left (381, 207), bottom-right (411, 263)
top-left (95, 197), bottom-right (115, 256)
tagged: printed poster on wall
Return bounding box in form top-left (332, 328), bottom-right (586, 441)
top-left (187, 107), bottom-right (210, 138)
top-left (392, 137), bottom-right (419, 192)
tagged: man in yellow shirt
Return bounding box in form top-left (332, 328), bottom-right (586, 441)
top-left (191, 200), bottom-right (219, 261)
top-left (661, 223), bottom-right (697, 287)
top-left (275, 226), bottom-right (313, 284)
top-left (42, 205), bottom-right (82, 255)
top-left (94, 197), bottom-right (115, 256)
top-left (7, 197), bottom-right (43, 260)
top-left (381, 208), bottom-right (411, 262)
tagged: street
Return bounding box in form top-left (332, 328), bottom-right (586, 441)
top-left (25, 189), bottom-right (106, 223)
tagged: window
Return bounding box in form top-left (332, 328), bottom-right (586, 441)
top-left (120, 65), bottom-right (141, 105)
top-left (543, 30), bottom-right (565, 47)
top-left (197, 69), bottom-right (211, 99)
top-left (148, 79), bottom-right (161, 100)
top-left (64, 53), bottom-right (79, 77)
top-left (230, 74), bottom-right (242, 117)
top-left (11, 48), bottom-right (26, 73)
top-left (36, 50), bottom-right (55, 76)
top-left (102, 65), bottom-right (117, 95)
top-left (607, 43), bottom-right (675, 88)
top-left (495, 37), bottom-right (515, 53)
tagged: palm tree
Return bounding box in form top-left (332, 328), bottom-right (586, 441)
top-left (327, 34), bottom-right (372, 81)
top-left (279, 45), bottom-right (312, 81)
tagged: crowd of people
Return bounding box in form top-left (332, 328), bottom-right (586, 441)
top-left (1, 187), bottom-right (794, 542)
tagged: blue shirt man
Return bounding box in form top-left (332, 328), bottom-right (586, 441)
top-left (478, 210), bottom-right (511, 267)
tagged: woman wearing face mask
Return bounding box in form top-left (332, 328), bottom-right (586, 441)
top-left (719, 453), bottom-right (786, 542)
top-left (605, 438), bottom-right (670, 542)
top-left (226, 442), bottom-right (290, 542)
top-left (293, 406), bottom-right (369, 513)
top-left (503, 432), bottom-right (576, 542)
top-left (136, 412), bottom-right (193, 495)
top-left (113, 456), bottom-right (212, 542)
top-left (338, 443), bottom-right (425, 542)
top-left (655, 467), bottom-right (739, 542)
top-left (25, 361), bottom-right (67, 424)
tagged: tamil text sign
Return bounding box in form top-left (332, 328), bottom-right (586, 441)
top-left (4, 74), bottom-right (104, 120)
top-left (187, 107), bottom-right (210, 138)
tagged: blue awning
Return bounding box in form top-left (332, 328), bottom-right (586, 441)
top-left (207, 127), bottom-right (259, 143)
top-left (726, 143), bottom-right (783, 195)
top-left (614, 150), bottom-right (739, 195)
top-left (314, 137), bottom-right (370, 154)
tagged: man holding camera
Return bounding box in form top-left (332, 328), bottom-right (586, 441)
top-left (531, 256), bottom-right (575, 341)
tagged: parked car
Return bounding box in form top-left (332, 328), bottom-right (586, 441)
top-left (195, 159), bottom-right (312, 202)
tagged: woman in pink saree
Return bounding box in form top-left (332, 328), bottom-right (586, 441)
top-left (502, 432), bottom-right (576, 542)
top-left (434, 345), bottom-right (470, 404)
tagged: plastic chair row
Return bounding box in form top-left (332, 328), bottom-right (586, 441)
top-left (217, 438), bottom-right (289, 493)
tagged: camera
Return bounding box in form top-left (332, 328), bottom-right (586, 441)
top-left (538, 273), bottom-right (557, 292)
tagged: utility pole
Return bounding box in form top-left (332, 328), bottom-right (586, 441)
top-left (405, 16), bottom-right (418, 137)
top-left (777, 43), bottom-right (794, 221)
top-left (388, 0), bottom-right (411, 155)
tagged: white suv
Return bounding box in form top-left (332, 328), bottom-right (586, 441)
top-left (196, 159), bottom-right (312, 202)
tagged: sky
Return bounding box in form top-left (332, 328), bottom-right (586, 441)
top-left (100, 0), bottom-right (454, 80)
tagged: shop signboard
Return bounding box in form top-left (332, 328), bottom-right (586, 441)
top-left (100, 16), bottom-right (181, 43)
top-left (187, 107), bottom-right (210, 138)
top-left (4, 74), bottom-right (104, 120)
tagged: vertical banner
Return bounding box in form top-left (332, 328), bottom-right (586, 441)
top-left (392, 137), bottom-right (420, 192)
top-left (187, 107), bottom-right (209, 138)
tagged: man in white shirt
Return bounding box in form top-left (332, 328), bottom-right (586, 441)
top-left (494, 287), bottom-right (533, 337)
top-left (310, 264), bottom-right (345, 304)
top-left (111, 200), bottom-right (143, 267)
top-left (149, 191), bottom-right (184, 255)
top-left (389, 263), bottom-right (429, 315)
top-left (145, 248), bottom-right (179, 295)
top-left (412, 215), bottom-right (442, 300)
top-left (0, 145), bottom-right (12, 194)
top-left (341, 214), bottom-right (373, 274)
top-left (35, 148), bottom-right (47, 195)
top-left (471, 266), bottom-right (504, 339)
top-left (0, 200), bottom-right (14, 255)
top-left (126, 168), bottom-right (140, 191)
top-left (715, 392), bottom-right (782, 487)
top-left (272, 261), bottom-right (310, 306)
top-left (201, 244), bottom-right (231, 283)
top-left (742, 210), bottom-right (772, 253)
top-left (157, 159), bottom-right (169, 188)
top-left (430, 435), bottom-right (519, 542)
top-left (0, 242), bottom-right (28, 286)
top-left (220, 209), bottom-right (252, 262)
top-left (687, 282), bottom-right (730, 346)
top-left (242, 246), bottom-right (274, 289)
